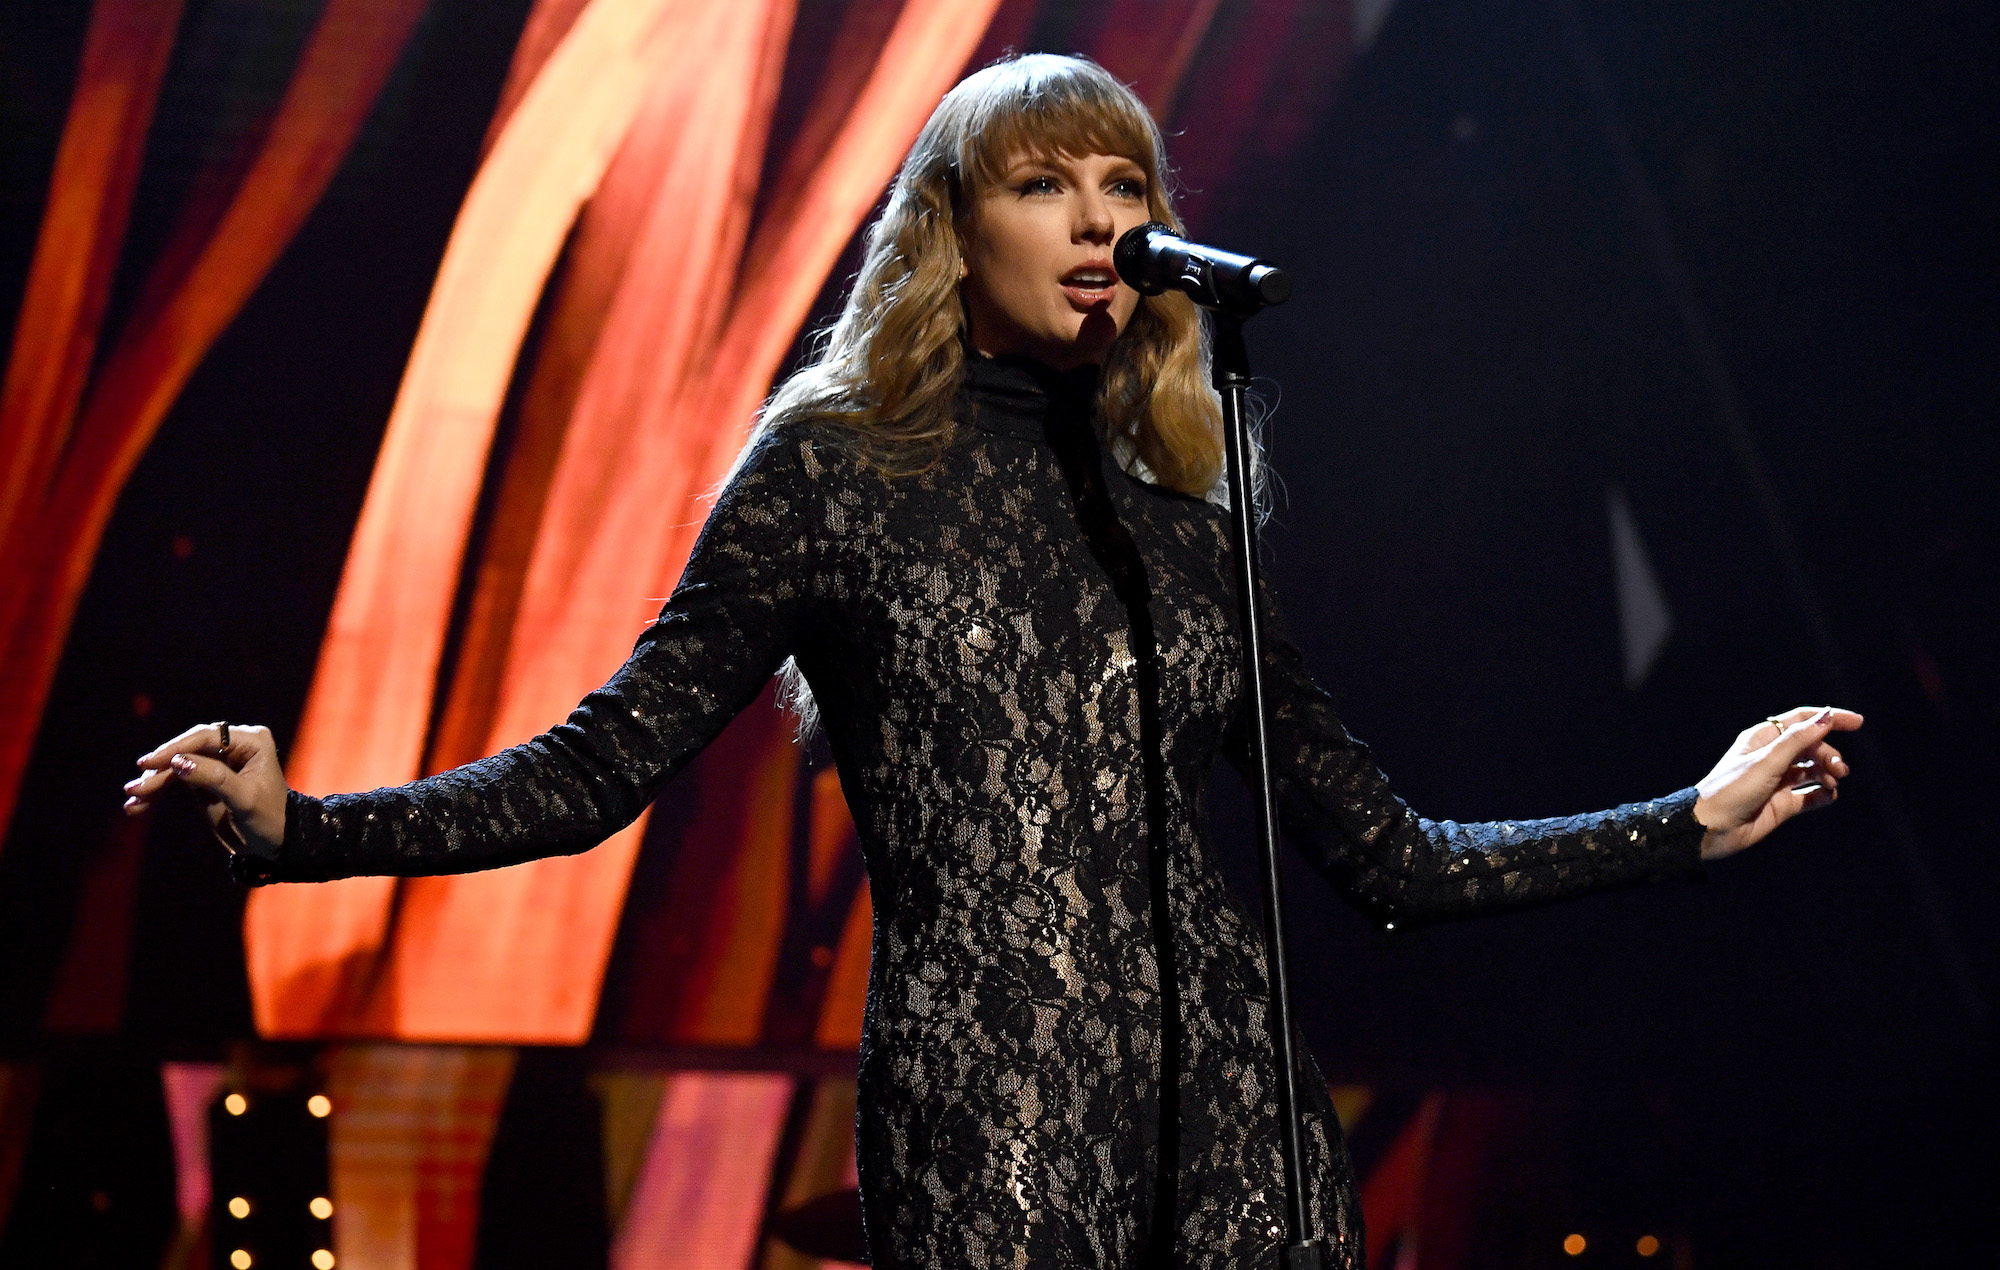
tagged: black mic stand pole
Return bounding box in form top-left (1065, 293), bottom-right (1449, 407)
top-left (1213, 311), bottom-right (1327, 1270)
top-left (1113, 220), bottom-right (1319, 1267)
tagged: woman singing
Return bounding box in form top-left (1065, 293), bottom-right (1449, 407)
top-left (125, 54), bottom-right (1858, 1270)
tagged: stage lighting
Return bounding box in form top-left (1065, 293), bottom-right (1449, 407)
top-left (211, 1078), bottom-right (335, 1270)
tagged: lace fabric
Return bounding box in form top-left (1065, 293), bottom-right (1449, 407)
top-left (241, 354), bottom-right (1706, 1268)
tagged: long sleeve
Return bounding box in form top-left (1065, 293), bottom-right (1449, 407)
top-left (232, 425), bottom-right (822, 885)
top-left (1225, 581), bottom-right (1706, 927)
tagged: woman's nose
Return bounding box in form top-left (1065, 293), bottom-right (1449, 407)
top-left (1075, 194), bottom-right (1114, 243)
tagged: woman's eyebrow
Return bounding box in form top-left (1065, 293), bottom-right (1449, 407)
top-left (1003, 154), bottom-right (1066, 177)
top-left (997, 153), bottom-right (1145, 185)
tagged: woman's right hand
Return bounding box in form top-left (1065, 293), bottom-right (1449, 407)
top-left (126, 722), bottom-right (290, 857)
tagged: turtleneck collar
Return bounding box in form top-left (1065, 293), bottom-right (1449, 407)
top-left (959, 349), bottom-right (1102, 441)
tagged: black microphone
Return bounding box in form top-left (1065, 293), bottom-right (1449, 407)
top-left (1113, 221), bottom-right (1291, 316)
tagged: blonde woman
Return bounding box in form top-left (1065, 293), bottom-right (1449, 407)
top-left (129, 55), bottom-right (1858, 1269)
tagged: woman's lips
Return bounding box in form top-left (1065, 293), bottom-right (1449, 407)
top-left (1060, 269), bottom-right (1118, 310)
top-left (1062, 283), bottom-right (1116, 309)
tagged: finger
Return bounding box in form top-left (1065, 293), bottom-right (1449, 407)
top-left (1764, 706), bottom-right (1837, 770)
top-left (1762, 778), bottom-right (1835, 830)
top-left (1790, 742), bottom-right (1842, 772)
top-left (138, 723), bottom-right (228, 770)
top-left (123, 759), bottom-right (195, 812)
top-left (123, 766), bottom-right (179, 798)
top-left (1773, 705), bottom-right (1866, 733)
top-left (214, 722), bottom-right (270, 771)
top-left (1801, 741), bottom-right (1848, 777)
top-left (166, 752), bottom-right (240, 804)
top-left (1822, 707), bottom-right (1865, 732)
top-left (1745, 706), bottom-right (1817, 752)
top-left (1768, 705), bottom-right (1822, 731)
top-left (1790, 767), bottom-right (1836, 795)
top-left (122, 767), bottom-right (183, 815)
top-left (1795, 782), bottom-right (1838, 814)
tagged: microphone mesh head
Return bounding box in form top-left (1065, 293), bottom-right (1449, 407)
top-left (1114, 221), bottom-right (1175, 295)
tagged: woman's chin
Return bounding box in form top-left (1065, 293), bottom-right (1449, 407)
top-left (1055, 310), bottom-right (1120, 366)
top-left (984, 312), bottom-right (1122, 369)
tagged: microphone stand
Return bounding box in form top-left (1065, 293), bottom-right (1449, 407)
top-left (1114, 220), bottom-right (1318, 1267)
top-left (1214, 311), bottom-right (1327, 1270)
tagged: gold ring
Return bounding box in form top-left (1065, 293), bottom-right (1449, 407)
top-left (217, 720), bottom-right (231, 755)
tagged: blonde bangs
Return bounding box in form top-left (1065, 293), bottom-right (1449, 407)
top-left (954, 69), bottom-right (1168, 210)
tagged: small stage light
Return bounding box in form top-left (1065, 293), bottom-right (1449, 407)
top-left (228, 1197), bottom-right (251, 1219)
top-left (224, 1093), bottom-right (248, 1116)
top-left (307, 1094), bottom-right (333, 1118)
top-left (310, 1197), bottom-right (334, 1220)
top-left (1637, 1234), bottom-right (1661, 1257)
top-left (1563, 1233), bottom-right (1586, 1255)
top-left (230, 1251), bottom-right (252, 1269)
top-left (312, 1250), bottom-right (337, 1269)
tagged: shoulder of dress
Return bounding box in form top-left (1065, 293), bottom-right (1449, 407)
top-left (1117, 462), bottom-right (1228, 519)
top-left (763, 412), bottom-right (975, 495)
top-left (740, 415), bottom-right (852, 485)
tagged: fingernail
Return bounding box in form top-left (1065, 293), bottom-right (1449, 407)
top-left (1814, 706), bottom-right (1833, 725)
top-left (171, 754), bottom-right (193, 772)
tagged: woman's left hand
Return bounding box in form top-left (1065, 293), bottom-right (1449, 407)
top-left (1693, 705), bottom-right (1864, 860)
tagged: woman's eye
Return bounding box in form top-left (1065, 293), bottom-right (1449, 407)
top-left (1018, 176), bottom-right (1060, 196)
top-left (1110, 178), bottom-right (1147, 200)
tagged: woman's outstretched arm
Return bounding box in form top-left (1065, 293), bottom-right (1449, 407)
top-left (1226, 583), bottom-right (1862, 927)
top-left (124, 424), bottom-right (825, 884)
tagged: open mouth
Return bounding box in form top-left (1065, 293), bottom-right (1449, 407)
top-left (1059, 263), bottom-right (1118, 307)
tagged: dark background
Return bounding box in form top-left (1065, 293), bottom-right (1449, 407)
top-left (1223, 3), bottom-right (1998, 1264)
top-left (2, 0), bottom-right (1993, 1264)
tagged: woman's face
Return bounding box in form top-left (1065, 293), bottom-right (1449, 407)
top-left (959, 149), bottom-right (1152, 370)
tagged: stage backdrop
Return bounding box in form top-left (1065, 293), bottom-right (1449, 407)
top-left (0, 0), bottom-right (1357, 1047)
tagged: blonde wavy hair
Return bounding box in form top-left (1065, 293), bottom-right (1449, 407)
top-left (756, 52), bottom-right (1224, 497)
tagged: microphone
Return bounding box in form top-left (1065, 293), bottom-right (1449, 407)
top-left (1113, 221), bottom-right (1291, 316)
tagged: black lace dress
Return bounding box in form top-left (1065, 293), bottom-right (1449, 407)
top-left (237, 354), bottom-right (1706, 1269)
